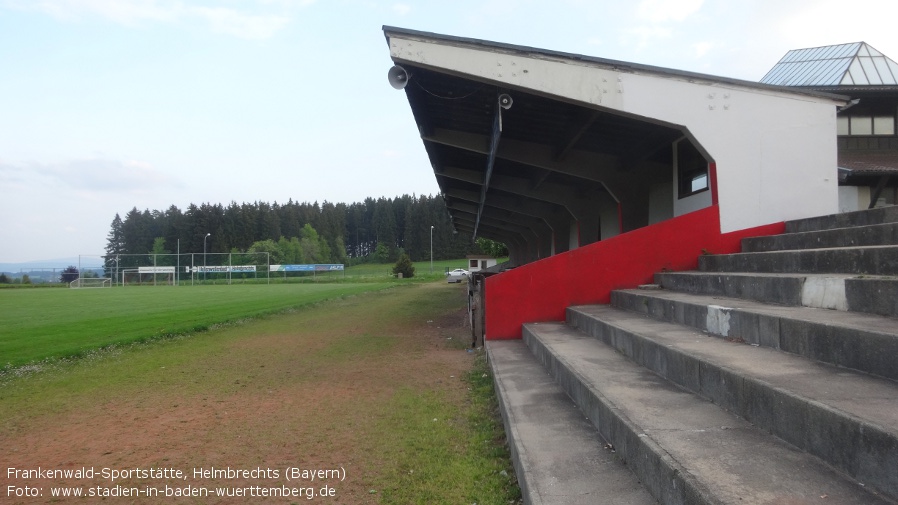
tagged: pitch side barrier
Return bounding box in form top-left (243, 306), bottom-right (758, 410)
top-left (269, 264), bottom-right (345, 282)
top-left (189, 266), bottom-right (258, 273)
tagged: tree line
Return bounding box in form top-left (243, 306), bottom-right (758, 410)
top-left (103, 194), bottom-right (503, 271)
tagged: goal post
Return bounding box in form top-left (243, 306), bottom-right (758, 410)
top-left (79, 251), bottom-right (272, 287)
top-left (121, 267), bottom-right (175, 286)
top-left (69, 278), bottom-right (112, 288)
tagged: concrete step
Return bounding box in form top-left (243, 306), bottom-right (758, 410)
top-left (655, 271), bottom-right (898, 318)
top-left (785, 205), bottom-right (898, 233)
top-left (610, 288), bottom-right (898, 380)
top-left (524, 321), bottom-right (893, 505)
top-left (486, 340), bottom-right (658, 505)
top-left (698, 245), bottom-right (898, 275)
top-left (743, 221), bottom-right (898, 252)
top-left (565, 305), bottom-right (898, 501)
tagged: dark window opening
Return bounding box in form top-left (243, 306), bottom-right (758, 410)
top-left (677, 140), bottom-right (709, 199)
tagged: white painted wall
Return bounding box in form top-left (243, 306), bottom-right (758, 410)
top-left (468, 257), bottom-right (498, 272)
top-left (839, 186), bottom-right (871, 212)
top-left (390, 35), bottom-right (845, 233)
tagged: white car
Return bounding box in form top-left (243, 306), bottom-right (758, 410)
top-left (446, 268), bottom-right (469, 283)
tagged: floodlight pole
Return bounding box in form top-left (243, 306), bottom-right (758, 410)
top-left (203, 233), bottom-right (211, 283)
top-left (430, 225), bottom-right (434, 273)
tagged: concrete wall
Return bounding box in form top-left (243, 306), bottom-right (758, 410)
top-left (648, 181), bottom-right (674, 224)
top-left (839, 186), bottom-right (872, 212)
top-left (599, 205), bottom-right (620, 240)
top-left (468, 257), bottom-right (498, 272)
top-left (568, 221), bottom-right (579, 250)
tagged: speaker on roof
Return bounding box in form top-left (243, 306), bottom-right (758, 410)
top-left (498, 94), bottom-right (513, 109)
top-left (388, 65), bottom-right (409, 90)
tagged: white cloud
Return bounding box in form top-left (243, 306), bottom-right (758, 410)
top-left (191, 6), bottom-right (289, 40)
top-left (620, 25), bottom-right (673, 49)
top-left (6, 0), bottom-right (180, 24)
top-left (693, 41), bottom-right (712, 58)
top-left (256, 0), bottom-right (316, 7)
top-left (4, 0), bottom-right (296, 39)
top-left (0, 161), bottom-right (29, 186)
top-left (2, 158), bottom-right (179, 194)
top-left (392, 3), bottom-right (410, 15)
top-left (635, 0), bottom-right (703, 23)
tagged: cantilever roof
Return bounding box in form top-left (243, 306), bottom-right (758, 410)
top-left (761, 42), bottom-right (898, 87)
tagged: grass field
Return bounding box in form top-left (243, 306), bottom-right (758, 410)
top-left (0, 282), bottom-right (396, 369)
top-left (1, 257), bottom-right (494, 369)
top-left (0, 282), bottom-right (520, 504)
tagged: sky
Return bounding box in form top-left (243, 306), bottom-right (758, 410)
top-left (1, 0), bottom-right (896, 264)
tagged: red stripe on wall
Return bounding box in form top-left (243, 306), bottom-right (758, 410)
top-left (709, 162), bottom-right (719, 205)
top-left (483, 205), bottom-right (783, 340)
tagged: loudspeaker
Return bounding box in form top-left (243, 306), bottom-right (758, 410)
top-left (498, 94), bottom-right (513, 109)
top-left (388, 65), bottom-right (409, 90)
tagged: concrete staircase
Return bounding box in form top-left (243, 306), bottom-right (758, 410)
top-left (488, 206), bottom-right (898, 505)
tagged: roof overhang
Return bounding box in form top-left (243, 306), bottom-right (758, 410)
top-left (383, 26), bottom-right (849, 263)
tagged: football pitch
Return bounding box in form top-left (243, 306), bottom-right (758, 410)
top-left (0, 282), bottom-right (393, 369)
top-left (0, 281), bottom-right (520, 504)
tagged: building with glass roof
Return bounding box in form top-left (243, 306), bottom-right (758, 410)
top-left (762, 42), bottom-right (898, 210)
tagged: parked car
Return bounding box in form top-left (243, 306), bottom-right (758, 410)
top-left (446, 268), bottom-right (469, 283)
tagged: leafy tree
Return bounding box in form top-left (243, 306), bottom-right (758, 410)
top-left (60, 266), bottom-right (79, 283)
top-left (277, 236), bottom-right (304, 264)
top-left (248, 239), bottom-right (283, 265)
top-left (331, 235), bottom-right (348, 264)
top-left (299, 224), bottom-right (322, 263)
top-left (392, 253), bottom-right (415, 278)
top-left (0, 273), bottom-right (10, 284)
top-left (21, 274), bottom-right (31, 285)
top-left (476, 237), bottom-right (509, 258)
top-left (152, 237), bottom-right (168, 254)
top-left (372, 243), bottom-right (390, 264)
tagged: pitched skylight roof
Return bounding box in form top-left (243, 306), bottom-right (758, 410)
top-left (760, 42), bottom-right (898, 87)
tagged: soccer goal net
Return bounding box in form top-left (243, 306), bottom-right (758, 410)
top-left (70, 277), bottom-right (112, 288)
top-left (121, 268), bottom-right (175, 286)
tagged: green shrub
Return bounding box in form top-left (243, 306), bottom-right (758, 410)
top-left (392, 253), bottom-right (415, 278)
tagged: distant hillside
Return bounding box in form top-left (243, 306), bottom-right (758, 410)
top-left (0, 258), bottom-right (82, 273)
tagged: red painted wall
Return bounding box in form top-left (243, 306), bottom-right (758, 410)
top-left (483, 205), bottom-right (784, 340)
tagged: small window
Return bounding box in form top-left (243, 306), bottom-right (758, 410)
top-left (839, 109), bottom-right (896, 136)
top-left (469, 259), bottom-right (477, 268)
top-left (850, 116), bottom-right (873, 135)
top-left (677, 140), bottom-right (709, 199)
top-left (690, 173), bottom-right (708, 193)
top-left (874, 116), bottom-right (895, 135)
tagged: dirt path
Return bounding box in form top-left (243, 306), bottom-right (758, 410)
top-left (2, 283), bottom-right (479, 504)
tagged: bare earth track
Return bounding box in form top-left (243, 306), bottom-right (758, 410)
top-left (1, 283), bottom-right (499, 504)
